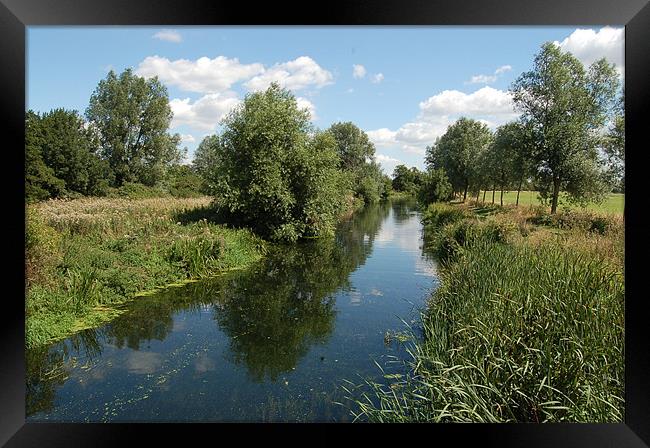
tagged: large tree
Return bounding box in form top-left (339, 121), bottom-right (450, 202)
top-left (213, 83), bottom-right (347, 242)
top-left (327, 121), bottom-right (376, 172)
top-left (85, 69), bottom-right (182, 187)
top-left (327, 121), bottom-right (383, 203)
top-left (25, 109), bottom-right (112, 200)
top-left (510, 43), bottom-right (619, 213)
top-left (392, 165), bottom-right (424, 193)
top-left (36, 109), bottom-right (113, 196)
top-left (425, 117), bottom-right (493, 201)
top-left (25, 111), bottom-right (65, 201)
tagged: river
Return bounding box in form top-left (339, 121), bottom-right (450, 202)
top-left (26, 199), bottom-right (439, 422)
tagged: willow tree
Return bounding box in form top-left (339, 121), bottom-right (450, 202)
top-left (86, 69), bottom-right (182, 187)
top-left (213, 83), bottom-right (347, 242)
top-left (425, 117), bottom-right (492, 202)
top-left (510, 43), bottom-right (619, 214)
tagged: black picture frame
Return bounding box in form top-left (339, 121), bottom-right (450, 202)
top-left (1, 0), bottom-right (648, 445)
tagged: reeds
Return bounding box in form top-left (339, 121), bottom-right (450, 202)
top-left (347, 202), bottom-right (624, 422)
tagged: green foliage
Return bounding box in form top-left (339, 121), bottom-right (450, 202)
top-left (192, 135), bottom-right (222, 194)
top-left (212, 83), bottom-right (348, 242)
top-left (392, 165), bottom-right (424, 193)
top-left (26, 208), bottom-right (63, 286)
top-left (86, 68), bottom-right (183, 187)
top-left (327, 122), bottom-right (386, 204)
top-left (25, 109), bottom-right (110, 201)
top-left (425, 118), bottom-right (493, 200)
top-left (510, 43), bottom-right (620, 213)
top-left (530, 208), bottom-right (618, 234)
top-left (328, 121), bottom-right (376, 172)
top-left (25, 198), bottom-right (265, 348)
top-left (349, 206), bottom-right (624, 423)
top-left (416, 168), bottom-right (453, 205)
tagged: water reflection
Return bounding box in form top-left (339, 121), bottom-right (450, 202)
top-left (27, 201), bottom-right (395, 416)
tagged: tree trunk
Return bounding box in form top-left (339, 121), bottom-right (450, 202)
top-left (463, 182), bottom-right (468, 202)
top-left (500, 185), bottom-right (504, 206)
top-left (476, 190), bottom-right (480, 201)
top-left (516, 177), bottom-right (523, 206)
top-left (550, 176), bottom-right (561, 214)
top-left (492, 186), bottom-right (495, 204)
top-left (482, 190), bottom-right (487, 203)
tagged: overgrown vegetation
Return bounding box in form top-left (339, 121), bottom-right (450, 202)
top-left (25, 197), bottom-right (266, 348)
top-left (347, 202), bottom-right (624, 422)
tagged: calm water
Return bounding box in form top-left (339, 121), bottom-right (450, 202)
top-left (27, 200), bottom-right (439, 422)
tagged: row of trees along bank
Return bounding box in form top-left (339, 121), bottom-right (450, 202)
top-left (26, 67), bottom-right (391, 242)
top-left (392, 43), bottom-right (624, 215)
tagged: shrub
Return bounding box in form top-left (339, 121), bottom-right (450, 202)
top-left (417, 169), bottom-right (453, 205)
top-left (211, 84), bottom-right (348, 242)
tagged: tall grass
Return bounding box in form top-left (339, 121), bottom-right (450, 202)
top-left (26, 196), bottom-right (266, 348)
top-left (347, 203), bottom-right (624, 422)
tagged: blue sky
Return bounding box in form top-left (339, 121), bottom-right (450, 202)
top-left (27, 26), bottom-right (624, 175)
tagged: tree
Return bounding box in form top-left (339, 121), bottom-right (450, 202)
top-left (425, 117), bottom-right (492, 201)
top-left (25, 111), bottom-right (65, 201)
top-left (328, 122), bottom-right (376, 172)
top-left (214, 83), bottom-right (347, 242)
top-left (602, 96), bottom-right (624, 193)
top-left (327, 121), bottom-right (383, 203)
top-left (37, 109), bottom-right (113, 196)
top-left (86, 69), bottom-right (182, 187)
top-left (416, 168), bottom-right (453, 205)
top-left (488, 122), bottom-right (534, 206)
top-left (510, 43), bottom-right (619, 213)
top-left (392, 165), bottom-right (423, 193)
top-left (192, 135), bottom-right (223, 194)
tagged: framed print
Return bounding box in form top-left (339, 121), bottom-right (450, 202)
top-left (1, 0), bottom-right (649, 445)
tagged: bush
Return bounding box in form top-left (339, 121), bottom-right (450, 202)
top-left (530, 208), bottom-right (617, 234)
top-left (212, 84), bottom-right (348, 242)
top-left (421, 203), bottom-right (469, 229)
top-left (417, 169), bottom-right (453, 205)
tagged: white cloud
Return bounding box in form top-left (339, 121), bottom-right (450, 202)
top-left (136, 55), bottom-right (264, 93)
top-left (138, 54), bottom-right (330, 131)
top-left (367, 86), bottom-right (517, 159)
top-left (467, 65), bottom-right (512, 84)
top-left (375, 153), bottom-right (403, 175)
top-left (371, 73), bottom-right (384, 84)
top-left (468, 74), bottom-right (497, 84)
top-left (296, 97), bottom-right (317, 120)
top-left (366, 128), bottom-right (397, 146)
top-left (419, 86), bottom-right (515, 117)
top-left (169, 91), bottom-right (241, 131)
top-left (347, 88), bottom-right (355, 93)
top-left (152, 29), bottom-right (182, 43)
top-left (352, 64), bottom-right (367, 79)
top-left (244, 56), bottom-right (333, 92)
top-left (179, 134), bottom-right (196, 144)
top-left (554, 26), bottom-right (624, 71)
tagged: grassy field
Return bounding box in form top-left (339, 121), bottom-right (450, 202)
top-left (349, 202), bottom-right (624, 422)
top-left (26, 196), bottom-right (267, 348)
top-left (476, 191), bottom-right (624, 214)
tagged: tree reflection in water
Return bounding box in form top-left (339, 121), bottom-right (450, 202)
top-left (27, 201), bottom-right (394, 412)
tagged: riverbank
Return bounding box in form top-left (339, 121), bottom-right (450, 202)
top-left (351, 201), bottom-right (624, 422)
top-left (26, 196), bottom-right (267, 348)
